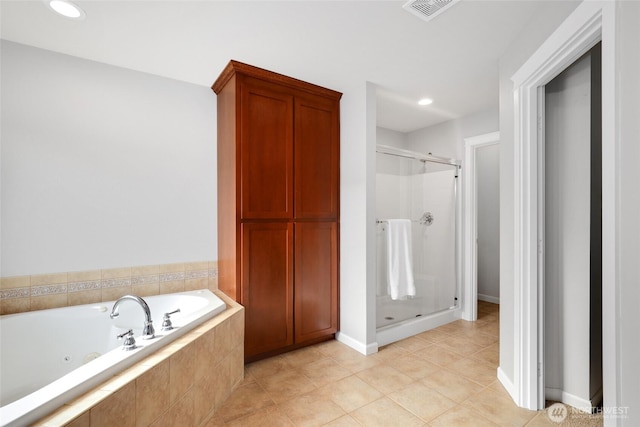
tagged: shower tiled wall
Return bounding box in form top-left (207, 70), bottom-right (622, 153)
top-left (0, 261), bottom-right (218, 315)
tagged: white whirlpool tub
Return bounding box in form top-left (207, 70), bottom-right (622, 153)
top-left (0, 289), bottom-right (226, 427)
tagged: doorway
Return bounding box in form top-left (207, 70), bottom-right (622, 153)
top-left (507, 1), bottom-right (616, 411)
top-left (463, 131), bottom-right (500, 322)
top-left (476, 144), bottom-right (500, 306)
top-left (542, 43), bottom-right (602, 409)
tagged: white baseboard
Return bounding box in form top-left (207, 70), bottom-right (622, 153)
top-left (478, 293), bottom-right (500, 304)
top-left (546, 387), bottom-right (599, 411)
top-left (497, 366), bottom-right (518, 403)
top-left (335, 331), bottom-right (378, 355)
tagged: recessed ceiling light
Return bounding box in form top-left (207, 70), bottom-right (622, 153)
top-left (418, 98), bottom-right (433, 106)
top-left (46, 0), bottom-right (86, 19)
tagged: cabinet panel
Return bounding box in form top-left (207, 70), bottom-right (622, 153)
top-left (240, 78), bottom-right (294, 219)
top-left (216, 74), bottom-right (239, 300)
top-left (242, 222), bottom-right (294, 358)
top-left (294, 222), bottom-right (338, 342)
top-left (294, 95), bottom-right (339, 219)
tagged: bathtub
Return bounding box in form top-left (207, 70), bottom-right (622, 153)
top-left (0, 289), bottom-right (226, 427)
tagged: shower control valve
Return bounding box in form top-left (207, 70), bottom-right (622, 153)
top-left (161, 308), bottom-right (181, 331)
top-left (117, 329), bottom-right (137, 351)
top-left (420, 212), bottom-right (434, 226)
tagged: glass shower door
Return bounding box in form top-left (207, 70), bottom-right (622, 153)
top-left (376, 151), bottom-right (458, 329)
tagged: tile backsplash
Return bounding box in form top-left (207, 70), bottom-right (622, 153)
top-left (0, 261), bottom-right (218, 315)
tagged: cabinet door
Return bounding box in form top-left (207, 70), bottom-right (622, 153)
top-left (294, 222), bottom-right (338, 342)
top-left (240, 77), bottom-right (294, 219)
top-left (242, 222), bottom-right (294, 358)
top-left (294, 94), bottom-right (339, 219)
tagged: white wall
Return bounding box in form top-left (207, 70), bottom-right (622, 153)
top-left (1, 41), bottom-right (217, 276)
top-left (617, 1), bottom-right (640, 423)
top-left (476, 144), bottom-right (500, 302)
top-left (497, 0), bottom-right (580, 386)
top-left (335, 79), bottom-right (376, 354)
top-left (405, 107), bottom-right (499, 161)
top-left (376, 127), bottom-right (406, 149)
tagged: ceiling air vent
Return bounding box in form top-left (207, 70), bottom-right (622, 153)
top-left (402, 0), bottom-right (461, 23)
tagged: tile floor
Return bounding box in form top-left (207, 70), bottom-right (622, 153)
top-left (205, 302), bottom-right (603, 426)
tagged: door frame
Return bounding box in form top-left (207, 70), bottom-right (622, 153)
top-left (463, 131), bottom-right (500, 321)
top-left (509, 0), bottom-right (618, 415)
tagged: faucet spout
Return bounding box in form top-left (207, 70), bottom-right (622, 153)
top-left (110, 295), bottom-right (155, 339)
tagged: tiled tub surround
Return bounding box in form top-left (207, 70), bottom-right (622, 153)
top-left (33, 291), bottom-right (244, 427)
top-left (0, 261), bottom-right (219, 315)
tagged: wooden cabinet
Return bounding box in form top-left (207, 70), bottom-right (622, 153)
top-left (294, 222), bottom-right (338, 343)
top-left (212, 61), bottom-right (340, 361)
top-left (294, 94), bottom-right (340, 219)
top-left (240, 77), bottom-right (294, 219)
top-left (242, 222), bottom-right (293, 357)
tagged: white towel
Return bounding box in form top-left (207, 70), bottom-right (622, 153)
top-left (386, 219), bottom-right (416, 300)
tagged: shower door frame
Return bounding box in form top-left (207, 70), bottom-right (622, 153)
top-left (376, 144), bottom-right (460, 169)
top-left (375, 145), bottom-right (462, 329)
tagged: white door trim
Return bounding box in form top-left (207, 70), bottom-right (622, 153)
top-left (463, 131), bottom-right (500, 322)
top-left (508, 0), bottom-right (618, 414)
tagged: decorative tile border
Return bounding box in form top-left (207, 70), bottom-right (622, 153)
top-left (0, 261), bottom-right (218, 303)
top-left (131, 275), bottom-right (159, 286)
top-left (159, 272), bottom-right (185, 283)
top-left (101, 278), bottom-right (132, 289)
top-left (0, 288), bottom-right (30, 299)
top-left (31, 284), bottom-right (68, 297)
top-left (68, 280), bottom-right (102, 293)
top-left (186, 270), bottom-right (208, 280)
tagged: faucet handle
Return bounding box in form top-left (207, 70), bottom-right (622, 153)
top-left (117, 329), bottom-right (137, 351)
top-left (161, 308), bottom-right (181, 331)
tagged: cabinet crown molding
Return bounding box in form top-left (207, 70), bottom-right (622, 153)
top-left (211, 60), bottom-right (342, 100)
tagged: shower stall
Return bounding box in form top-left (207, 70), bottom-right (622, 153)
top-left (375, 144), bottom-right (462, 345)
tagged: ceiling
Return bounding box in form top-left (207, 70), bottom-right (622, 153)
top-left (1, 0), bottom-right (571, 133)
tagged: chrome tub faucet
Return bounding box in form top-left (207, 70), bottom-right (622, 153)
top-left (110, 295), bottom-right (155, 339)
